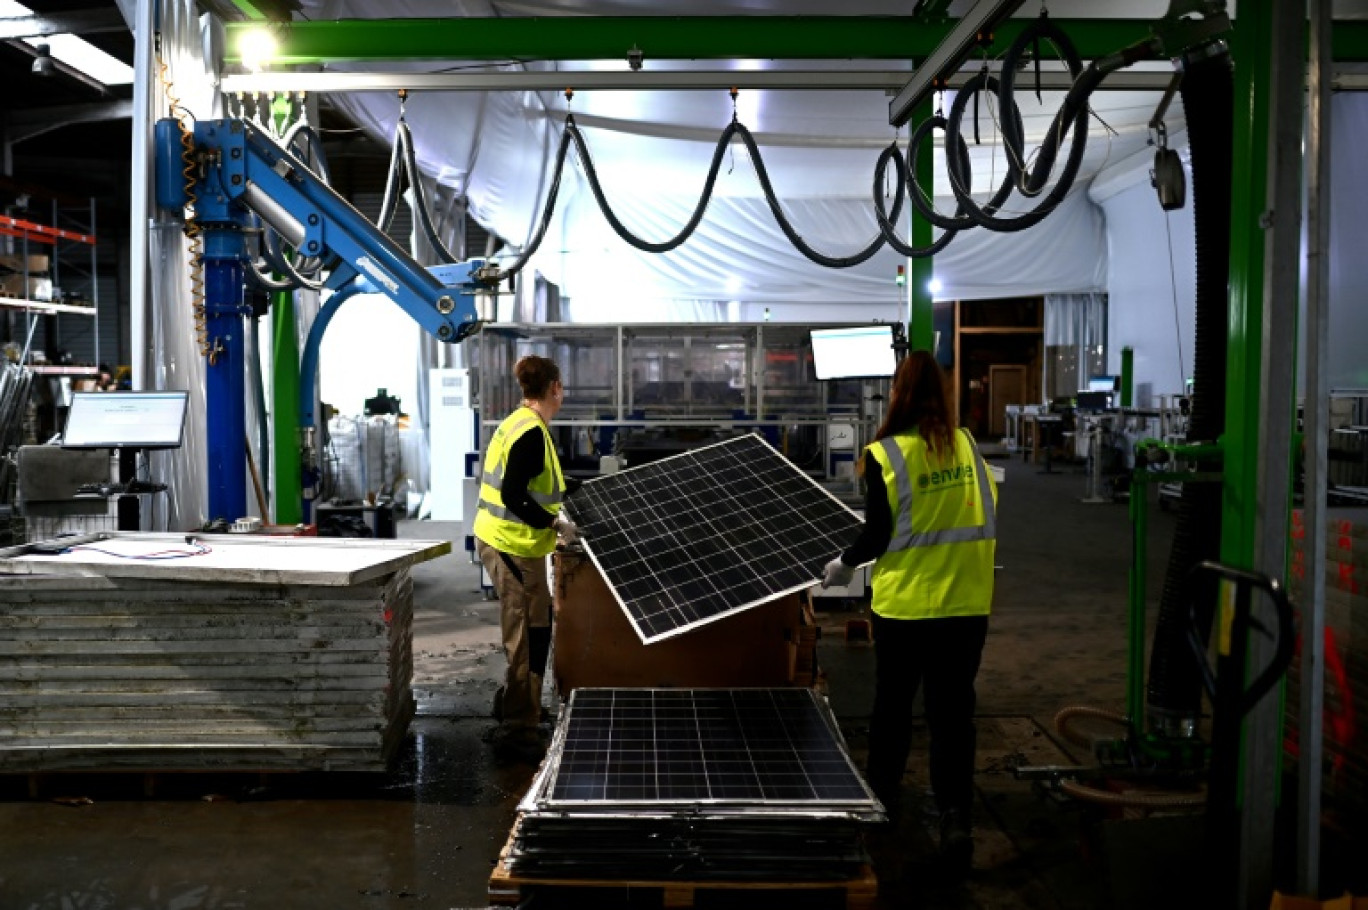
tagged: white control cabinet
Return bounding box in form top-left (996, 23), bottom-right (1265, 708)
top-left (428, 368), bottom-right (478, 521)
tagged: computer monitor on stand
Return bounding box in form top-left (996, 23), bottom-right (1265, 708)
top-left (61, 391), bottom-right (188, 531)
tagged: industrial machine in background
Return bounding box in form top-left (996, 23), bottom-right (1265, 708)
top-left (472, 320), bottom-right (892, 484)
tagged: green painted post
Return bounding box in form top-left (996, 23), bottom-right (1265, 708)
top-left (909, 95), bottom-right (935, 351)
top-left (1222, 15), bottom-right (1272, 573)
top-left (272, 290), bottom-right (302, 525)
top-left (1221, 0), bottom-right (1309, 904)
top-left (1120, 346), bottom-right (1134, 407)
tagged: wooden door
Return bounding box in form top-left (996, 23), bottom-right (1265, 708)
top-left (988, 365), bottom-right (1027, 437)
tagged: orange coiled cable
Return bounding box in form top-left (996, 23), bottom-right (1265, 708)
top-left (156, 51), bottom-right (217, 363)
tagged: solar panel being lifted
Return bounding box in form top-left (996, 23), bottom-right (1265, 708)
top-left (564, 433), bottom-right (865, 644)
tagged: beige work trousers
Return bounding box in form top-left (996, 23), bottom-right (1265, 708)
top-left (476, 539), bottom-right (552, 731)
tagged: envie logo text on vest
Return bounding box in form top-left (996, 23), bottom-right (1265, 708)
top-left (916, 462), bottom-right (976, 491)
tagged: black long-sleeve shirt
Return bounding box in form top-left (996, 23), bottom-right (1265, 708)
top-left (500, 430), bottom-right (580, 529)
top-left (840, 449), bottom-right (892, 566)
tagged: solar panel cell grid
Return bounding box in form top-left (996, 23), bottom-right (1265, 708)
top-left (547, 688), bottom-right (874, 805)
top-left (566, 434), bottom-right (864, 643)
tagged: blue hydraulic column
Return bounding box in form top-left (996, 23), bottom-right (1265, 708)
top-left (201, 227), bottom-right (251, 523)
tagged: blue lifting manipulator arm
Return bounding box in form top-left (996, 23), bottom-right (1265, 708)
top-left (155, 116), bottom-right (496, 522)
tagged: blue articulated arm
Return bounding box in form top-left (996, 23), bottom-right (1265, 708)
top-left (155, 117), bottom-right (495, 521)
top-left (184, 118), bottom-right (487, 346)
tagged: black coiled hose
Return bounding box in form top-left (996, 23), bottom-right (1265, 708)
top-left (872, 140), bottom-right (958, 258)
top-left (1144, 46), bottom-right (1233, 730)
top-left (418, 19), bottom-right (1158, 280)
top-left (907, 84), bottom-right (1023, 232)
top-left (378, 119), bottom-right (459, 264)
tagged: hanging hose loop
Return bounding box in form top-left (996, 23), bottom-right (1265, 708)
top-left (996, 14), bottom-right (1086, 194)
top-left (376, 119), bottom-right (459, 264)
top-left (566, 115), bottom-right (737, 255)
top-left (731, 121), bottom-right (891, 268)
top-left (871, 142), bottom-right (957, 259)
top-left (940, 18), bottom-right (1090, 233)
top-left (909, 100), bottom-right (1015, 233)
top-left (479, 121), bottom-right (577, 284)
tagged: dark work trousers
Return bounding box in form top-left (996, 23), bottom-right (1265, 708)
top-left (865, 611), bottom-right (990, 816)
top-left (476, 539), bottom-right (553, 731)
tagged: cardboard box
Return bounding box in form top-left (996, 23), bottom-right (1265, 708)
top-left (0, 253), bottom-right (50, 275)
top-left (0, 274), bottom-right (53, 301)
top-left (551, 549), bottom-right (805, 693)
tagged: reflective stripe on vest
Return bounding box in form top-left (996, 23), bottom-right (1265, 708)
top-left (473, 407), bottom-right (566, 559)
top-left (480, 413), bottom-right (541, 489)
top-left (880, 429), bottom-right (997, 553)
top-left (478, 416), bottom-right (563, 527)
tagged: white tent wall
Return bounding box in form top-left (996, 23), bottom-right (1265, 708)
top-left (131, 0), bottom-right (221, 530)
top-left (530, 169), bottom-right (1108, 313)
top-left (1093, 92), bottom-right (1368, 411)
top-left (1091, 137), bottom-right (1197, 407)
top-left (316, 90), bottom-right (1112, 326)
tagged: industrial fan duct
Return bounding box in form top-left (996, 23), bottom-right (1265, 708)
top-left (1144, 45), bottom-right (1233, 737)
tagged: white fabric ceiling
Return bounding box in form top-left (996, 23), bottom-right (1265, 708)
top-left (295, 1), bottom-right (1192, 309)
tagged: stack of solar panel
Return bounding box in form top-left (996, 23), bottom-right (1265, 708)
top-left (510, 687), bottom-right (885, 882)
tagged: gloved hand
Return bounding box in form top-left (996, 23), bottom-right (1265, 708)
top-left (822, 557), bottom-right (855, 589)
top-left (554, 514), bottom-right (580, 545)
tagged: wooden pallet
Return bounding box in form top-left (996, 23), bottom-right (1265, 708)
top-left (488, 825), bottom-right (878, 909)
top-left (3, 767), bottom-right (283, 800)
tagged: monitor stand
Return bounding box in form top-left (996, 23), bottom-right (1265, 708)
top-left (113, 447), bottom-right (170, 532)
top-left (116, 447), bottom-right (140, 532)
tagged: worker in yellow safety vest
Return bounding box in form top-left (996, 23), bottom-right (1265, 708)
top-left (473, 354), bottom-right (580, 763)
top-left (821, 350), bottom-right (998, 874)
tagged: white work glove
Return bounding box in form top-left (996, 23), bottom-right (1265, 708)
top-left (554, 514), bottom-right (580, 545)
top-left (822, 557), bottom-right (855, 589)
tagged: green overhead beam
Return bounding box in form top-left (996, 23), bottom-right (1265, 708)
top-left (224, 18), bottom-right (1174, 64)
top-left (222, 16), bottom-right (1368, 66)
top-left (229, 1), bottom-right (271, 21)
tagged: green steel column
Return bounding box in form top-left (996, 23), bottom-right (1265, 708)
top-left (1223, 15), bottom-right (1272, 572)
top-left (272, 290), bottom-right (302, 525)
top-left (269, 97), bottom-right (304, 525)
top-left (1223, 0), bottom-right (1306, 906)
top-left (908, 95), bottom-right (935, 351)
top-left (1120, 346), bottom-right (1134, 407)
top-left (1221, 14), bottom-right (1271, 901)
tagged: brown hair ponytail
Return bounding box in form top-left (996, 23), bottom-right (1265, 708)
top-left (873, 350), bottom-right (956, 459)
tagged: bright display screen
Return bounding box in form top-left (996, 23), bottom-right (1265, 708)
top-left (63, 392), bottom-right (188, 449)
top-left (810, 325), bottom-right (897, 380)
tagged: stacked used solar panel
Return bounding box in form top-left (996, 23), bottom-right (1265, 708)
top-left (0, 569), bottom-right (416, 773)
top-left (510, 688), bottom-right (885, 881)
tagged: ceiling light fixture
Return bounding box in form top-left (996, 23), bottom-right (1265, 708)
top-left (30, 41), bottom-right (53, 76)
top-left (239, 27), bottom-right (279, 73)
top-left (0, 0), bottom-right (132, 86)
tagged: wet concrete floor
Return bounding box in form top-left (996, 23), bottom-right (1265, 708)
top-left (1, 455), bottom-right (1353, 909)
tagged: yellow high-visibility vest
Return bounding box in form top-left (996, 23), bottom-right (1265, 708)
top-left (866, 428), bottom-right (998, 620)
top-left (472, 406), bottom-right (565, 558)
